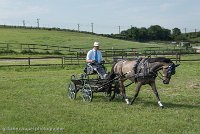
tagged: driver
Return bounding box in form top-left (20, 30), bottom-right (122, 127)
top-left (86, 42), bottom-right (107, 79)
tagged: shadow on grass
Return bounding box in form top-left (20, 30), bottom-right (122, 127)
top-left (141, 101), bottom-right (200, 109)
top-left (66, 92), bottom-right (200, 110)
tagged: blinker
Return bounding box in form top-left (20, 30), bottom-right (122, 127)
top-left (167, 64), bottom-right (176, 75)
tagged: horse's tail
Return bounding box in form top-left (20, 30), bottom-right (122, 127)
top-left (108, 62), bottom-right (117, 81)
top-left (107, 62), bottom-right (118, 99)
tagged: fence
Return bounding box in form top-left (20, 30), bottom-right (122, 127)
top-left (0, 42), bottom-right (199, 55)
top-left (0, 56), bottom-right (89, 67)
top-left (2, 53), bottom-right (200, 67)
top-left (0, 42), bottom-right (87, 54)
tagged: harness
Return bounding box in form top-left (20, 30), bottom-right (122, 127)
top-left (115, 58), bottom-right (157, 81)
top-left (135, 58), bottom-right (157, 78)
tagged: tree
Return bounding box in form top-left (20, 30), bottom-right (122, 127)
top-left (172, 28), bottom-right (181, 36)
top-left (138, 27), bottom-right (148, 41)
top-left (147, 25), bottom-right (163, 40)
top-left (118, 25), bottom-right (174, 41)
top-left (161, 28), bottom-right (171, 40)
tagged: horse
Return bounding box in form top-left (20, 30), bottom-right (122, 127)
top-left (108, 57), bottom-right (180, 108)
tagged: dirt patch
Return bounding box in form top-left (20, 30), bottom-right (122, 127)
top-left (193, 46), bottom-right (200, 53)
top-left (188, 81), bottom-right (200, 89)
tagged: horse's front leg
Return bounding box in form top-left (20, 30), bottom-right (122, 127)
top-left (119, 81), bottom-right (130, 105)
top-left (149, 81), bottom-right (164, 108)
top-left (130, 82), bottom-right (142, 105)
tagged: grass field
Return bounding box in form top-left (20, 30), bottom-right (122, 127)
top-left (0, 61), bottom-right (199, 134)
top-left (0, 27), bottom-right (155, 49)
top-left (0, 27), bottom-right (199, 134)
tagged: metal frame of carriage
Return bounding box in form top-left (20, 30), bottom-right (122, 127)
top-left (67, 63), bottom-right (118, 102)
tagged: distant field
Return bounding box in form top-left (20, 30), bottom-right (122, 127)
top-left (0, 27), bottom-right (167, 50)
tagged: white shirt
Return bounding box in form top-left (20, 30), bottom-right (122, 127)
top-left (86, 49), bottom-right (103, 63)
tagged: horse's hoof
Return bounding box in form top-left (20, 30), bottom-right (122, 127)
top-left (160, 106), bottom-right (164, 109)
top-left (125, 99), bottom-right (130, 105)
top-left (126, 102), bottom-right (130, 105)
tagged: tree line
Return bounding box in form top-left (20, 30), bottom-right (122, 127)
top-left (1, 24), bottom-right (200, 43)
top-left (108, 25), bottom-right (200, 42)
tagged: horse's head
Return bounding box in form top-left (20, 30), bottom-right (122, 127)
top-left (162, 63), bottom-right (180, 84)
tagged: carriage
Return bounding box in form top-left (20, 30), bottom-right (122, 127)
top-left (67, 63), bottom-right (118, 102)
top-left (68, 57), bottom-right (179, 108)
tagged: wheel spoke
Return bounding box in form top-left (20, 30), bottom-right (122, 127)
top-left (68, 81), bottom-right (76, 100)
top-left (82, 83), bottom-right (93, 102)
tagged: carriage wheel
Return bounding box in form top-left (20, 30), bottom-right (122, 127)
top-left (82, 83), bottom-right (93, 102)
top-left (68, 81), bottom-right (77, 100)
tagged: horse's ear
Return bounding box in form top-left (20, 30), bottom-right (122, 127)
top-left (175, 64), bottom-right (180, 67)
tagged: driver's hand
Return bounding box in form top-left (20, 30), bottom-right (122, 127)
top-left (91, 60), bottom-right (96, 63)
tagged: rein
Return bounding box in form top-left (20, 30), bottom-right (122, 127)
top-left (151, 71), bottom-right (165, 81)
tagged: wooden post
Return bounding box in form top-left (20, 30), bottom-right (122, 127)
top-left (77, 52), bottom-right (79, 65)
top-left (77, 55), bottom-right (79, 65)
top-left (176, 53), bottom-right (178, 64)
top-left (62, 57), bottom-right (64, 67)
top-left (28, 57), bottom-right (31, 67)
top-left (105, 51), bottom-right (107, 61)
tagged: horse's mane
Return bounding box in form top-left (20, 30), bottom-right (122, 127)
top-left (147, 57), bottom-right (172, 63)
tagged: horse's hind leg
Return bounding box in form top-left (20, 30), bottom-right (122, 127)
top-left (149, 82), bottom-right (164, 108)
top-left (130, 82), bottom-right (142, 105)
top-left (119, 81), bottom-right (130, 105)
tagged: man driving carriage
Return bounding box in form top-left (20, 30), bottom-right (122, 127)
top-left (85, 42), bottom-right (107, 79)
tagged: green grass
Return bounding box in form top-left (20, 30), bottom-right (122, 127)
top-left (0, 27), bottom-right (199, 134)
top-left (0, 62), bottom-right (199, 134)
top-left (0, 27), bottom-right (167, 50)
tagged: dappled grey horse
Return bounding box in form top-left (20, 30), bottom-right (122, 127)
top-left (108, 57), bottom-right (179, 108)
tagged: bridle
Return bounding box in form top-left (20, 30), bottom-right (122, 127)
top-left (151, 63), bottom-right (176, 81)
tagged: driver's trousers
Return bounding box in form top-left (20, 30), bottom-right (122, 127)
top-left (87, 63), bottom-right (107, 79)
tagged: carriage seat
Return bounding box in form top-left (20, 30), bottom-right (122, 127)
top-left (84, 61), bottom-right (107, 78)
top-left (84, 63), bottom-right (97, 75)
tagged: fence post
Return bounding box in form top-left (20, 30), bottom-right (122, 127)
top-left (77, 52), bottom-right (79, 65)
top-left (28, 57), bottom-right (31, 67)
top-left (105, 51), bottom-right (107, 61)
top-left (176, 53), bottom-right (178, 64)
top-left (6, 43), bottom-right (9, 51)
top-left (78, 56), bottom-right (79, 65)
top-left (62, 57), bottom-right (64, 67)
